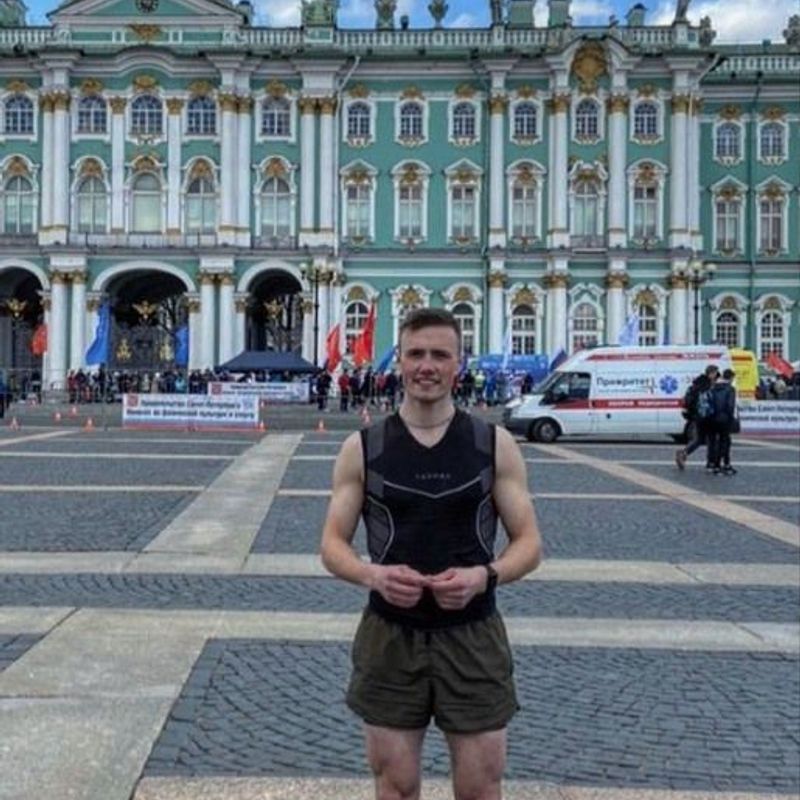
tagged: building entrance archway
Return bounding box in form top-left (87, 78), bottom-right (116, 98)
top-left (246, 270), bottom-right (303, 353)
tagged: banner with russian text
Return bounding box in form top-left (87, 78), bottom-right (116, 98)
top-left (122, 393), bottom-right (259, 430)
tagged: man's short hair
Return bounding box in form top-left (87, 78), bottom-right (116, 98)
top-left (399, 307), bottom-right (462, 350)
top-left (723, 368), bottom-right (735, 381)
top-left (705, 364), bottom-right (719, 377)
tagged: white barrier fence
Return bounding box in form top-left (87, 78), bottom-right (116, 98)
top-left (739, 401), bottom-right (800, 435)
top-left (208, 381), bottom-right (310, 404)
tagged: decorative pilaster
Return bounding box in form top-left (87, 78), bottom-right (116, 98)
top-left (669, 92), bottom-right (691, 249)
top-left (236, 97), bottom-right (253, 246)
top-left (547, 93), bottom-right (571, 248)
top-left (198, 271), bottom-right (217, 368)
top-left (489, 95), bottom-right (508, 248)
top-left (543, 268), bottom-right (569, 354)
top-left (51, 91), bottom-right (71, 240)
top-left (110, 97), bottom-right (127, 233)
top-left (318, 96), bottom-right (337, 242)
top-left (219, 92), bottom-right (239, 245)
top-left (166, 97), bottom-right (184, 237)
top-left (604, 267), bottom-right (629, 344)
top-left (234, 294), bottom-right (249, 356)
top-left (488, 266), bottom-right (506, 353)
top-left (48, 271), bottom-right (69, 390)
top-left (301, 297), bottom-right (315, 363)
top-left (667, 269), bottom-right (690, 345)
top-left (186, 295), bottom-right (201, 371)
top-left (688, 99), bottom-right (703, 252)
top-left (69, 271), bottom-right (87, 370)
top-left (299, 97), bottom-right (318, 242)
top-left (217, 274), bottom-right (236, 364)
top-left (607, 94), bottom-right (629, 248)
top-left (39, 94), bottom-right (54, 238)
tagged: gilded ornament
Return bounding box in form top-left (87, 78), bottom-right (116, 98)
top-left (547, 94), bottom-right (570, 114)
top-left (671, 94), bottom-right (691, 114)
top-left (50, 271), bottom-right (70, 285)
top-left (219, 274), bottom-right (235, 287)
top-left (6, 80), bottom-right (29, 93)
top-left (189, 160), bottom-right (214, 180)
top-left (348, 286), bottom-right (368, 302)
top-left (7, 157), bottom-right (29, 177)
top-left (401, 86), bottom-right (424, 100)
top-left (129, 24), bottom-right (161, 42)
top-left (52, 92), bottom-right (71, 111)
top-left (512, 287), bottom-right (536, 307)
top-left (301, 299), bottom-right (314, 314)
top-left (720, 104), bottom-right (741, 120)
top-left (763, 106), bottom-right (786, 121)
top-left (571, 41), bottom-right (607, 93)
top-left (637, 162), bottom-right (657, 184)
top-left (604, 271), bottom-right (628, 290)
top-left (635, 289), bottom-right (656, 306)
top-left (198, 271), bottom-right (217, 286)
top-left (187, 298), bottom-right (202, 313)
top-left (133, 75), bottom-right (159, 93)
top-left (39, 94), bottom-right (55, 113)
top-left (188, 80), bottom-right (214, 97)
top-left (237, 96), bottom-right (254, 113)
top-left (110, 96), bottom-right (127, 113)
top-left (399, 163), bottom-right (421, 185)
top-left (298, 97), bottom-right (318, 114)
top-left (71, 271), bottom-right (87, 286)
top-left (234, 298), bottom-right (248, 313)
top-left (720, 296), bottom-right (738, 310)
top-left (455, 83), bottom-right (476, 99)
top-left (218, 93), bottom-right (238, 112)
top-left (607, 94), bottom-right (629, 114)
top-left (132, 155), bottom-right (159, 173)
top-left (667, 274), bottom-right (689, 290)
top-left (159, 340), bottom-right (174, 362)
top-left (400, 287), bottom-right (422, 308)
top-left (347, 166), bottom-right (372, 185)
top-left (86, 298), bottom-right (102, 313)
top-left (515, 164), bottom-right (536, 185)
top-left (489, 94), bottom-right (508, 114)
top-left (636, 84), bottom-right (658, 98)
top-left (453, 287), bottom-right (472, 303)
top-left (349, 83), bottom-right (370, 98)
top-left (266, 79), bottom-right (288, 98)
top-left (543, 273), bottom-right (569, 290)
top-left (80, 79), bottom-right (104, 96)
top-left (133, 300), bottom-right (159, 321)
top-left (453, 168), bottom-right (476, 184)
top-left (718, 184), bottom-right (741, 201)
top-left (318, 96), bottom-right (337, 115)
top-left (166, 97), bottom-right (184, 114)
top-left (80, 158), bottom-right (104, 178)
top-left (3, 299), bottom-right (27, 319)
top-left (761, 182), bottom-right (785, 200)
top-left (516, 85), bottom-right (537, 99)
top-left (116, 339), bottom-right (133, 362)
top-left (263, 157), bottom-right (287, 179)
top-left (764, 297), bottom-right (782, 310)
top-left (487, 271), bottom-right (506, 289)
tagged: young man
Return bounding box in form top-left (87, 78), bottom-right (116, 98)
top-left (675, 364), bottom-right (719, 471)
top-left (321, 308), bottom-right (542, 800)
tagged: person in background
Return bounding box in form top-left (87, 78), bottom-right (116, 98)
top-left (675, 365), bottom-right (719, 471)
top-left (711, 368), bottom-right (738, 476)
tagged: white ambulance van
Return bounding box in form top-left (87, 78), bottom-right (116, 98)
top-left (503, 345), bottom-right (732, 442)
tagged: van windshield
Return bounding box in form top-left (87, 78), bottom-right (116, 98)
top-left (532, 372), bottom-right (564, 394)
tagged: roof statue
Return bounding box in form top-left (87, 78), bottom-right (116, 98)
top-left (429, 0), bottom-right (448, 28)
top-left (698, 15), bottom-right (715, 46)
top-left (784, 14), bottom-right (800, 47)
top-left (0, 0), bottom-right (26, 27)
top-left (375, 0), bottom-right (396, 30)
top-left (674, 0), bottom-right (690, 23)
top-left (489, 0), bottom-right (503, 26)
top-left (301, 0), bottom-right (336, 27)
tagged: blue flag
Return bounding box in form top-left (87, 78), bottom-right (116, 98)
top-left (548, 348), bottom-right (567, 372)
top-left (617, 313), bottom-right (640, 347)
top-left (375, 344), bottom-right (396, 374)
top-left (174, 325), bottom-right (189, 367)
top-left (85, 302), bottom-right (111, 366)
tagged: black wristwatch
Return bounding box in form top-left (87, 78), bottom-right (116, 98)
top-left (484, 564), bottom-right (498, 593)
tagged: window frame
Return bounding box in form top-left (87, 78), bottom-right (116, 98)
top-left (75, 175), bottom-right (109, 235)
top-left (259, 175), bottom-right (293, 242)
top-left (2, 174), bottom-right (36, 234)
top-left (184, 174), bottom-right (217, 234)
top-left (130, 94), bottom-right (164, 137)
top-left (450, 100), bottom-right (479, 145)
top-left (713, 120), bottom-right (743, 164)
top-left (395, 99), bottom-right (428, 145)
top-left (572, 97), bottom-right (602, 144)
top-left (186, 96), bottom-right (217, 137)
top-left (75, 95), bottom-right (108, 136)
top-left (3, 94), bottom-right (35, 137)
top-left (259, 96), bottom-right (294, 142)
top-left (631, 100), bottom-right (660, 143)
top-left (391, 161), bottom-right (431, 244)
top-left (129, 171), bottom-right (164, 234)
top-left (757, 119), bottom-right (788, 164)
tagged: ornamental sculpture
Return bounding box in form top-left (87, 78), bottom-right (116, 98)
top-left (571, 41), bottom-right (607, 93)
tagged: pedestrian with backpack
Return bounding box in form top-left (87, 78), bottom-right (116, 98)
top-left (708, 368), bottom-right (738, 475)
top-left (675, 365), bottom-right (719, 470)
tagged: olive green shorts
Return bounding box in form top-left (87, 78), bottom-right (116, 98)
top-left (346, 608), bottom-right (518, 734)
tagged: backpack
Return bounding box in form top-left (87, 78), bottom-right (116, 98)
top-left (683, 384), bottom-right (699, 418)
top-left (696, 389), bottom-right (716, 420)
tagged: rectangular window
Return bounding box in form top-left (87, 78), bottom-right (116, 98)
top-left (512, 185), bottom-right (536, 238)
top-left (451, 185), bottom-right (475, 239)
top-left (77, 195), bottom-right (107, 234)
top-left (398, 185), bottom-right (423, 239)
top-left (759, 199), bottom-right (782, 252)
top-left (715, 199), bottom-right (740, 251)
top-left (346, 184), bottom-right (370, 238)
top-left (132, 196), bottom-right (161, 233)
top-left (633, 185), bottom-right (657, 239)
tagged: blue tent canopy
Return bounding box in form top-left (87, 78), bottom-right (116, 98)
top-left (216, 351), bottom-right (317, 374)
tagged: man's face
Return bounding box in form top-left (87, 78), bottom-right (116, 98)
top-left (399, 325), bottom-right (460, 404)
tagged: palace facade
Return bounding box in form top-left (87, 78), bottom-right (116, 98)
top-left (0, 0), bottom-right (798, 388)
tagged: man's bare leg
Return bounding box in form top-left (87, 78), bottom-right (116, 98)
top-left (446, 728), bottom-right (507, 800)
top-left (365, 724), bottom-right (427, 800)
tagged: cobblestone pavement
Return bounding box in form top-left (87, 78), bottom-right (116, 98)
top-left (0, 420), bottom-right (798, 800)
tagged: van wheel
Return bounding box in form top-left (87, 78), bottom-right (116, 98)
top-left (533, 418), bottom-right (560, 443)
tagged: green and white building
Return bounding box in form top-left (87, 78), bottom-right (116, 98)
top-left (0, 0), bottom-right (798, 387)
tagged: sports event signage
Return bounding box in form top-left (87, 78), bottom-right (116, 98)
top-left (122, 393), bottom-right (259, 430)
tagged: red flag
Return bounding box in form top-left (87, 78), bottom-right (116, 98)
top-left (353, 302), bottom-right (376, 367)
top-left (30, 323), bottom-right (48, 356)
top-left (325, 323), bottom-right (342, 373)
top-left (766, 351), bottom-right (793, 379)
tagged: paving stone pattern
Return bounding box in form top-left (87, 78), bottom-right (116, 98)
top-left (569, 443), bottom-right (800, 464)
top-left (0, 457), bottom-right (229, 487)
top-left (0, 633), bottom-right (41, 672)
top-left (145, 640), bottom-right (800, 792)
top-left (0, 573), bottom-right (796, 621)
top-left (0, 492), bottom-right (195, 551)
top-left (2, 440), bottom-right (252, 457)
top-left (746, 501), bottom-right (800, 527)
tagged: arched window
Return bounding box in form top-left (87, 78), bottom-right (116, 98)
top-left (760, 122), bottom-right (784, 160)
top-left (260, 177), bottom-right (291, 239)
top-left (77, 96), bottom-right (107, 134)
top-left (638, 303), bottom-right (658, 346)
top-left (76, 176), bottom-right (107, 234)
top-left (347, 102), bottom-right (371, 139)
top-left (185, 176), bottom-right (216, 233)
top-left (262, 97), bottom-right (291, 138)
top-left (4, 95), bottom-right (34, 134)
top-left (399, 101), bottom-right (423, 140)
top-left (511, 304), bottom-right (536, 355)
top-left (452, 103), bottom-right (476, 139)
top-left (633, 102), bottom-right (658, 139)
top-left (3, 176), bottom-right (34, 233)
top-left (452, 302), bottom-right (475, 356)
top-left (633, 182), bottom-right (657, 240)
top-left (513, 102), bottom-right (537, 140)
top-left (715, 122), bottom-right (740, 160)
top-left (571, 302), bottom-right (599, 352)
top-left (131, 173), bottom-right (162, 232)
top-left (130, 95), bottom-right (163, 135)
top-left (715, 310), bottom-right (740, 348)
top-left (759, 310), bottom-right (784, 359)
top-left (573, 179), bottom-right (599, 238)
top-left (511, 180), bottom-right (536, 239)
top-left (187, 96), bottom-right (216, 135)
top-left (575, 99), bottom-right (599, 141)
top-left (345, 300), bottom-right (369, 355)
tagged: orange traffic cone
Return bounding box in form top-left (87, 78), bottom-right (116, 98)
top-left (317, 418), bottom-right (327, 433)
top-left (83, 416), bottom-right (95, 431)
top-left (9, 416), bottom-right (19, 430)
top-left (53, 411), bottom-right (62, 423)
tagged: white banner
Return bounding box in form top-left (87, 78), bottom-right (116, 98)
top-left (208, 381), bottom-right (310, 404)
top-left (738, 400), bottom-right (800, 434)
top-left (122, 393), bottom-right (259, 430)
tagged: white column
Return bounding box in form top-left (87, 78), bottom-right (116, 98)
top-left (689, 101), bottom-right (702, 251)
top-left (51, 92), bottom-right (71, 240)
top-left (548, 94), bottom-right (570, 248)
top-left (488, 265), bottom-right (505, 353)
top-left (299, 98), bottom-right (317, 240)
top-left (39, 93), bottom-right (54, 235)
top-left (166, 98), bottom-right (183, 239)
top-left (314, 264), bottom-right (330, 368)
top-left (110, 97), bottom-right (126, 234)
top-left (236, 97), bottom-right (253, 246)
top-left (669, 94), bottom-right (690, 249)
top-left (488, 95), bottom-right (507, 248)
top-left (69, 273), bottom-right (87, 370)
top-left (187, 296), bottom-right (201, 371)
top-left (607, 95), bottom-right (629, 248)
top-left (669, 272), bottom-right (690, 345)
top-left (219, 93), bottom-right (238, 245)
top-left (199, 272), bottom-right (217, 368)
top-left (545, 270), bottom-right (568, 355)
top-left (41, 294), bottom-right (52, 390)
top-left (217, 275), bottom-right (235, 364)
top-left (605, 264), bottom-right (628, 345)
top-left (318, 97), bottom-right (336, 239)
top-left (234, 294), bottom-right (248, 355)
top-left (302, 299), bottom-right (314, 363)
top-left (48, 272), bottom-right (69, 391)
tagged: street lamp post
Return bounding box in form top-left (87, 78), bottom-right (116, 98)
top-left (687, 258), bottom-right (716, 345)
top-left (301, 263), bottom-right (321, 365)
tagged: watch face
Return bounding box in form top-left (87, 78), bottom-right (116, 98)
top-left (136, 0), bottom-right (159, 12)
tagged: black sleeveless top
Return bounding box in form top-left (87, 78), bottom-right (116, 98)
top-left (360, 409), bottom-right (499, 629)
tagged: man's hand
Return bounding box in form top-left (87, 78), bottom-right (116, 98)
top-left (369, 564), bottom-right (427, 608)
top-left (427, 566), bottom-right (487, 610)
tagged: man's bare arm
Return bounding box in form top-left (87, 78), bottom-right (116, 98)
top-left (320, 432), bottom-right (426, 607)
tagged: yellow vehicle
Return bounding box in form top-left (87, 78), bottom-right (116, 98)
top-left (729, 349), bottom-right (758, 399)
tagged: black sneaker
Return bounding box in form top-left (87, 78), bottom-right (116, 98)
top-left (722, 466), bottom-right (738, 475)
